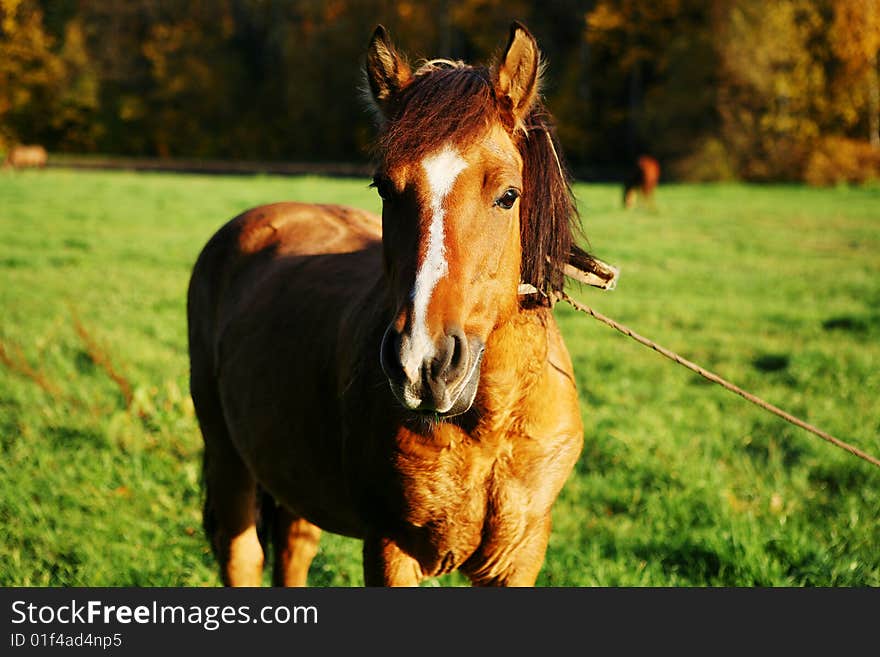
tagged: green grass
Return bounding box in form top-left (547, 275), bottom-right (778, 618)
top-left (1, 169), bottom-right (878, 586)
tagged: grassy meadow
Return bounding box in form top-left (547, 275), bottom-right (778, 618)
top-left (0, 168), bottom-right (878, 586)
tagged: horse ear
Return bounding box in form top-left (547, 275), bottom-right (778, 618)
top-left (493, 22), bottom-right (541, 129)
top-left (366, 25), bottom-right (412, 115)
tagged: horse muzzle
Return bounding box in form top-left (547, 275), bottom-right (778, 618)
top-left (380, 324), bottom-right (484, 417)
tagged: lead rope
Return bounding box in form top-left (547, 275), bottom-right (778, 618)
top-left (552, 288), bottom-right (880, 470)
top-left (537, 127), bottom-right (878, 468)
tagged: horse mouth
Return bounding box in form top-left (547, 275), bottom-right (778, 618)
top-left (387, 343), bottom-right (484, 418)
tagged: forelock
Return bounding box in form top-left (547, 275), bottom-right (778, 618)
top-left (375, 64), bottom-right (501, 170)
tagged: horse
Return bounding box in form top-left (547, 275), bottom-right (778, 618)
top-left (623, 155), bottom-right (660, 209)
top-left (2, 145), bottom-right (47, 169)
top-left (187, 22), bottom-right (602, 586)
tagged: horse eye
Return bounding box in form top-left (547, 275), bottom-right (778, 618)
top-left (495, 188), bottom-right (520, 210)
top-left (370, 176), bottom-right (393, 201)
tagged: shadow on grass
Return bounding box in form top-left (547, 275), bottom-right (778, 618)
top-left (822, 314), bottom-right (876, 335)
top-left (46, 424), bottom-right (108, 450)
top-left (752, 353), bottom-right (790, 372)
top-left (740, 419), bottom-right (811, 468)
top-left (629, 537), bottom-right (733, 583)
top-left (807, 459), bottom-right (875, 498)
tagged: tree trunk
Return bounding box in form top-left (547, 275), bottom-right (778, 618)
top-left (869, 54), bottom-right (879, 149)
top-left (627, 59), bottom-right (642, 159)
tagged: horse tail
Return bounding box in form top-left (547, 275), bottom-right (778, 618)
top-left (201, 448), bottom-right (220, 562)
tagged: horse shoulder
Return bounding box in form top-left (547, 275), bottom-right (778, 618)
top-left (507, 312), bottom-right (583, 512)
top-left (524, 314), bottom-right (582, 439)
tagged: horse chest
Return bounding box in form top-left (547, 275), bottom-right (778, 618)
top-left (391, 429), bottom-right (552, 578)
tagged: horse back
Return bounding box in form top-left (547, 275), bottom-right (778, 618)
top-left (188, 201), bottom-right (382, 373)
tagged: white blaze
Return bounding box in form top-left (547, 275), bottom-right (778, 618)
top-left (403, 144), bottom-right (468, 379)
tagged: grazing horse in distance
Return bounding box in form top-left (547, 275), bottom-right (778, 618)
top-left (2, 145), bottom-right (47, 169)
top-left (623, 155), bottom-right (660, 209)
top-left (188, 22), bottom-right (600, 586)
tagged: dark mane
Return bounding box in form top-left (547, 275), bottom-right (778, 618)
top-left (377, 62), bottom-right (496, 170)
top-left (372, 62), bottom-right (590, 297)
top-left (518, 104), bottom-right (589, 296)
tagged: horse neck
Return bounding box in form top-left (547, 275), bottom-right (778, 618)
top-left (471, 304), bottom-right (554, 428)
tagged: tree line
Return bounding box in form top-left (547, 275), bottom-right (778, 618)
top-left (1, 0), bottom-right (878, 183)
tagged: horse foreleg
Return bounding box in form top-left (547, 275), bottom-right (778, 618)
top-left (362, 536), bottom-right (422, 587)
top-left (466, 516), bottom-right (552, 587)
top-left (272, 508), bottom-right (321, 586)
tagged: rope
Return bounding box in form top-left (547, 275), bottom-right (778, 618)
top-left (557, 289), bottom-right (880, 470)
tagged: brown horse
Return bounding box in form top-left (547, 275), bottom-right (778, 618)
top-left (188, 22), bottom-right (601, 586)
top-left (623, 155), bottom-right (660, 209)
top-left (2, 145), bottom-right (47, 169)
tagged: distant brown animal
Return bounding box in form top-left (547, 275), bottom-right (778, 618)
top-left (188, 22), bottom-right (599, 587)
top-left (3, 145), bottom-right (48, 169)
top-left (623, 155), bottom-right (660, 208)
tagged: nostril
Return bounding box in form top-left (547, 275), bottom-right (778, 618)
top-left (449, 331), bottom-right (465, 372)
top-left (429, 333), bottom-right (454, 380)
top-left (444, 327), bottom-right (469, 383)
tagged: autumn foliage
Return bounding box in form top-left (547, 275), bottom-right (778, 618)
top-left (1, 0), bottom-right (878, 184)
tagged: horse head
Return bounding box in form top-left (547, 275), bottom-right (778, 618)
top-left (366, 22), bottom-right (582, 418)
